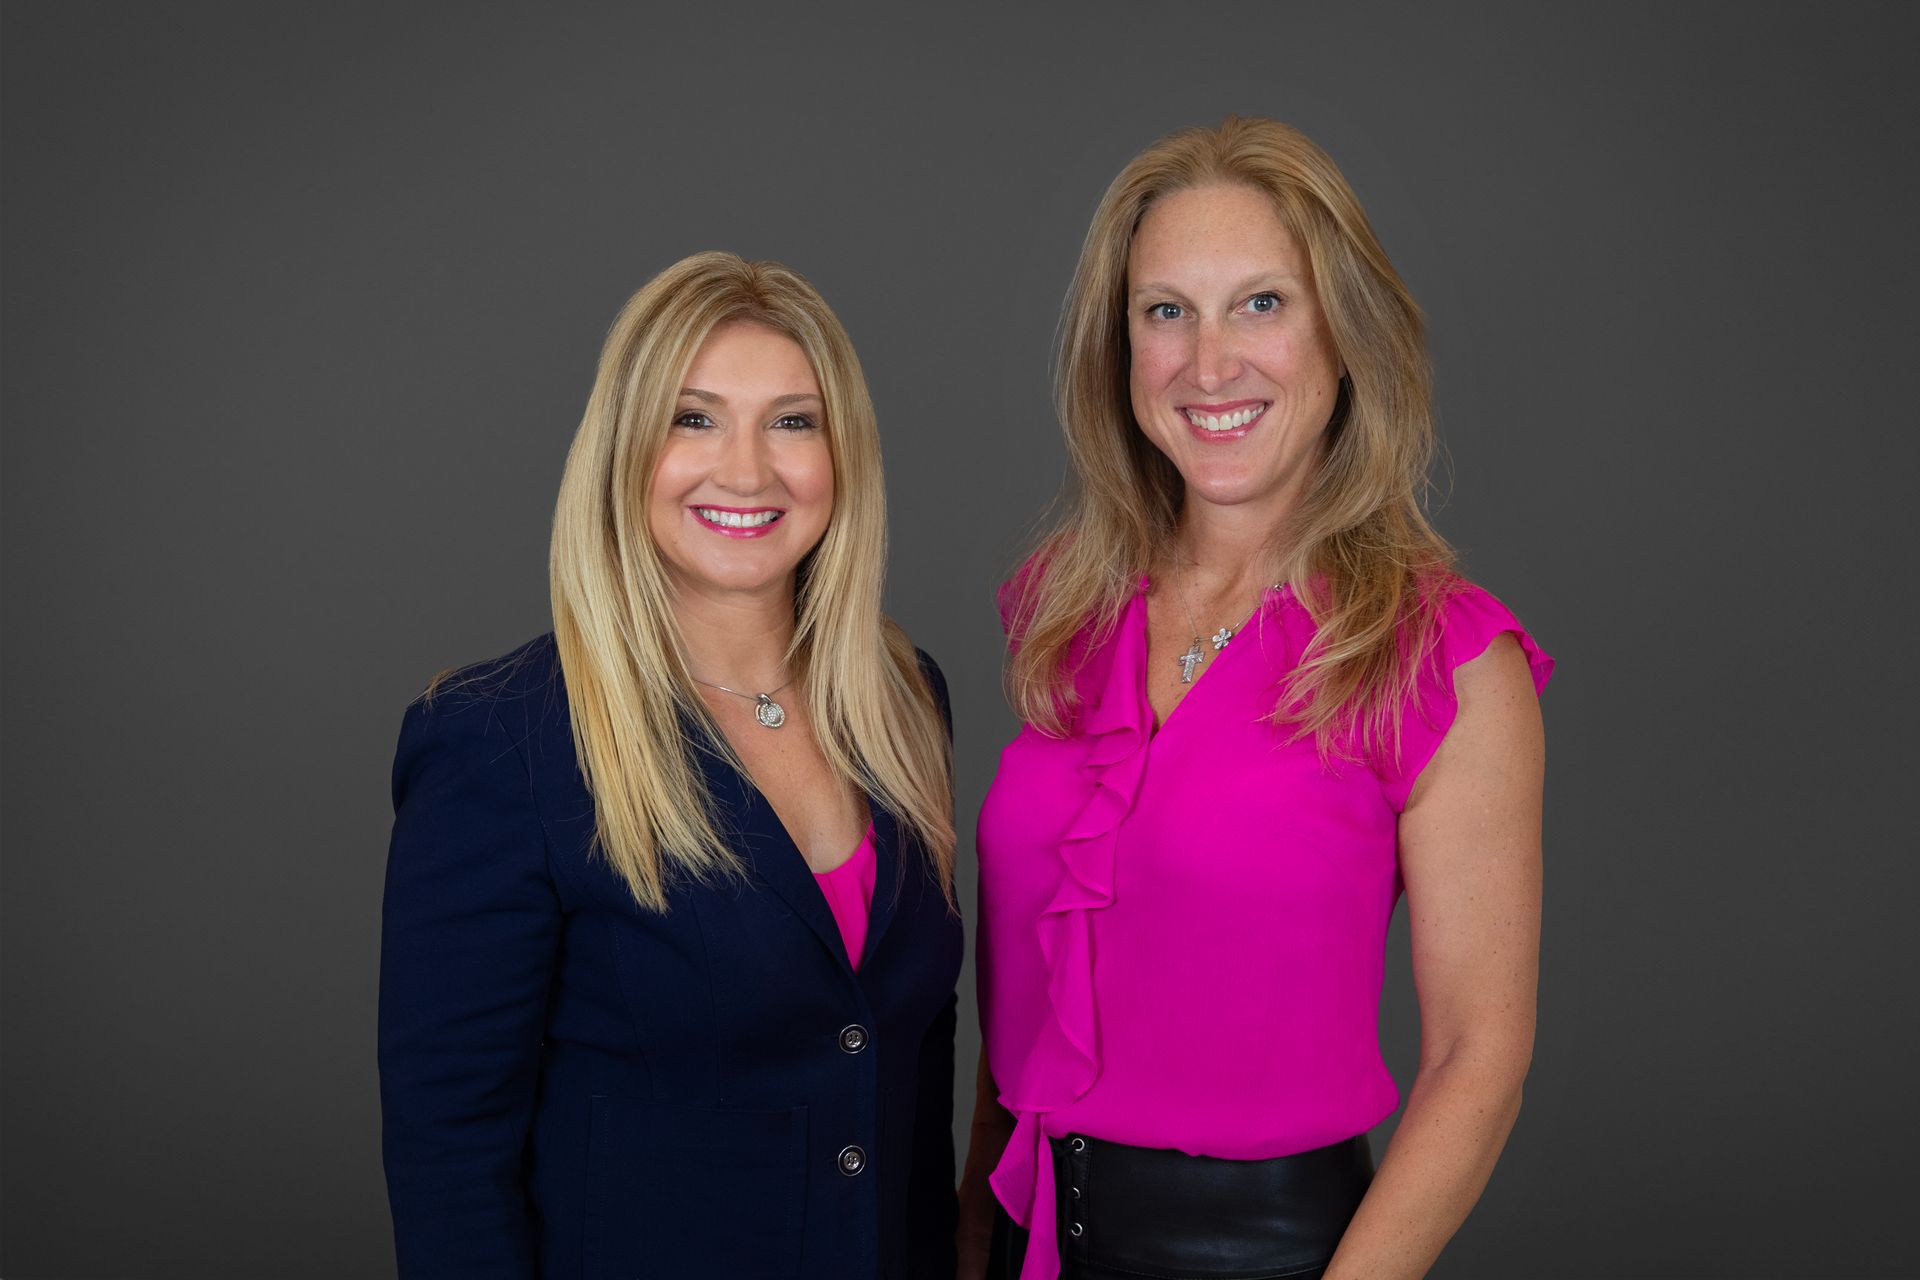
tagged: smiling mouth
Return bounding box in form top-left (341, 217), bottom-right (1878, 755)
top-left (1181, 403), bottom-right (1269, 432)
top-left (692, 506), bottom-right (785, 532)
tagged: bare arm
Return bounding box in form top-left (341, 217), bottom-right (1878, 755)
top-left (956, 1049), bottom-right (1017, 1279)
top-left (1323, 635), bottom-right (1546, 1279)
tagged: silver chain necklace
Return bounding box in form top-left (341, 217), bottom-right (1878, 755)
top-left (692, 674), bottom-right (795, 729)
top-left (1168, 567), bottom-right (1277, 685)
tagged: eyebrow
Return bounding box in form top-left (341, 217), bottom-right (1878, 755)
top-left (678, 388), bottom-right (824, 408)
top-left (1129, 272), bottom-right (1304, 300)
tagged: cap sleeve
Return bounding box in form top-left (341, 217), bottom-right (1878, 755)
top-left (1381, 582), bottom-right (1554, 813)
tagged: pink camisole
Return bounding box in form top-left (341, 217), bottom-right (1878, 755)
top-left (813, 823), bottom-right (878, 970)
top-left (976, 574), bottom-right (1553, 1280)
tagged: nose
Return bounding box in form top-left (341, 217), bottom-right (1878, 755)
top-left (1192, 316), bottom-right (1244, 393)
top-left (710, 422), bottom-right (774, 496)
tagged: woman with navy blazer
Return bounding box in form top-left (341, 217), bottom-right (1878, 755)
top-left (379, 252), bottom-right (964, 1279)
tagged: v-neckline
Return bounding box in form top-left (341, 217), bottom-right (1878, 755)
top-left (1142, 578), bottom-right (1283, 736)
top-left (754, 775), bottom-right (875, 876)
top-left (707, 713), bottom-right (874, 873)
top-left (696, 724), bottom-right (897, 974)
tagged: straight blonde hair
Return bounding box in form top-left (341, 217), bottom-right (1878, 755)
top-left (1008, 117), bottom-right (1457, 759)
top-left (549, 252), bottom-right (953, 911)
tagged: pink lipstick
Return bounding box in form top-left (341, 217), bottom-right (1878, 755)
top-left (689, 505), bottom-right (786, 539)
top-left (1179, 399), bottom-right (1269, 442)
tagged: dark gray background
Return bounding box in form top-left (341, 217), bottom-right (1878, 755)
top-left (4, 3), bottom-right (1915, 1276)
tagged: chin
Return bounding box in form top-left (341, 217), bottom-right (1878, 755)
top-left (689, 569), bottom-right (796, 597)
top-left (1176, 469), bottom-right (1268, 508)
top-left (664, 546), bottom-right (795, 596)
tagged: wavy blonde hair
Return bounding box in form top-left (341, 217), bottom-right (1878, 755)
top-left (549, 251), bottom-right (953, 911)
top-left (1008, 117), bottom-right (1457, 759)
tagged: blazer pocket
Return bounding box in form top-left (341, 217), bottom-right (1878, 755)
top-left (582, 1095), bottom-right (808, 1280)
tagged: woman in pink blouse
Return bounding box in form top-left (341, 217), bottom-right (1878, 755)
top-left (958, 118), bottom-right (1554, 1280)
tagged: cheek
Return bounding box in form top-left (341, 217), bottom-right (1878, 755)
top-left (782, 441), bottom-right (836, 509)
top-left (1128, 333), bottom-right (1188, 432)
top-left (1254, 329), bottom-right (1337, 395)
top-left (646, 446), bottom-right (699, 535)
top-left (1292, 315), bottom-right (1344, 384)
top-left (650, 437), bottom-right (703, 492)
top-left (1128, 328), bottom-right (1185, 392)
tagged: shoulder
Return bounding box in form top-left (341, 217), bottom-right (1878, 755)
top-left (386, 639), bottom-right (560, 902)
top-left (417, 632), bottom-right (561, 706)
top-left (1378, 577), bottom-right (1552, 811)
top-left (995, 550), bottom-right (1051, 643)
top-left (397, 633), bottom-right (565, 765)
top-left (1399, 581), bottom-right (1551, 814)
top-left (912, 645), bottom-right (948, 697)
top-left (1417, 577), bottom-right (1554, 697)
top-left (415, 633), bottom-right (562, 714)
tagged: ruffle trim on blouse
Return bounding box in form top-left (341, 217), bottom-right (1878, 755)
top-left (1381, 581), bottom-right (1555, 812)
top-left (990, 588), bottom-right (1153, 1280)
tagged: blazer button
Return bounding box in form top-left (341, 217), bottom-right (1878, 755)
top-left (838, 1024), bottom-right (869, 1054)
top-left (837, 1144), bottom-right (867, 1176)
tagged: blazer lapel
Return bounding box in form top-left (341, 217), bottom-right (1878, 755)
top-left (862, 804), bottom-right (905, 965)
top-left (701, 745), bottom-right (853, 971)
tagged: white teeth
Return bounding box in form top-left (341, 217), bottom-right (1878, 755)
top-left (1184, 405), bottom-right (1264, 432)
top-left (696, 508), bottom-right (781, 528)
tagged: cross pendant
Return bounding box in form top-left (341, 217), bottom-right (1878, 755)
top-left (1177, 639), bottom-right (1204, 684)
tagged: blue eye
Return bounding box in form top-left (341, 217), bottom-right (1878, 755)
top-left (773, 413), bottom-right (819, 431)
top-left (673, 410), bottom-right (716, 429)
top-left (1147, 302), bottom-right (1184, 321)
top-left (1248, 292), bottom-right (1282, 313)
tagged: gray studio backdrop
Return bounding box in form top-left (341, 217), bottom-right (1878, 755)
top-left (4, 3), bottom-right (1915, 1277)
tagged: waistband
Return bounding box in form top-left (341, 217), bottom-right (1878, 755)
top-left (1049, 1132), bottom-right (1374, 1277)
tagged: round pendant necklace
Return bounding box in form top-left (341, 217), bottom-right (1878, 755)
top-left (692, 674), bottom-right (795, 729)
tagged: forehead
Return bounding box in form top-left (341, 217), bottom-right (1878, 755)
top-left (1128, 183), bottom-right (1307, 285)
top-left (681, 320), bottom-right (821, 399)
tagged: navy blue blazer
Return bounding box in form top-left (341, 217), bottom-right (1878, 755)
top-left (379, 635), bottom-right (964, 1279)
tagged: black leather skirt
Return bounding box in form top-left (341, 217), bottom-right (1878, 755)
top-left (986, 1133), bottom-right (1373, 1280)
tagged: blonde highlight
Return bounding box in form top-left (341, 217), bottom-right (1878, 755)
top-left (550, 252), bottom-right (954, 911)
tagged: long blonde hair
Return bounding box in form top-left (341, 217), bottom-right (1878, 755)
top-left (1009, 117), bottom-right (1457, 759)
top-left (549, 251), bottom-right (953, 911)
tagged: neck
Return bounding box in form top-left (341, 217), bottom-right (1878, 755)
top-left (1165, 498), bottom-right (1289, 602)
top-left (670, 575), bottom-right (799, 691)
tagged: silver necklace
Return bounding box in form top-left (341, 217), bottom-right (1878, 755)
top-left (1168, 568), bottom-right (1277, 685)
top-left (692, 674), bottom-right (795, 729)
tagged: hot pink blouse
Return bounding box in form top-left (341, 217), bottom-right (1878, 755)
top-left (813, 824), bottom-right (877, 970)
top-left (977, 575), bottom-right (1553, 1280)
